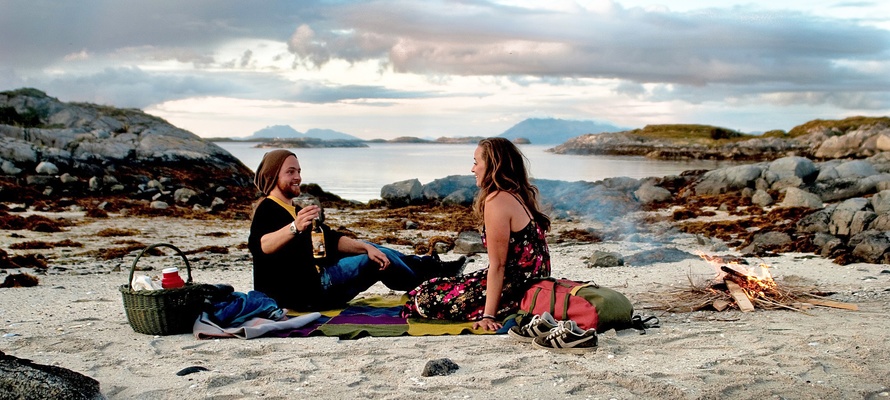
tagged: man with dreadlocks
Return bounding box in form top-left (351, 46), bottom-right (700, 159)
top-left (248, 149), bottom-right (465, 311)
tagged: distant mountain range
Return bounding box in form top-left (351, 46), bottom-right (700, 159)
top-left (497, 118), bottom-right (627, 144)
top-left (246, 125), bottom-right (362, 141)
top-left (239, 118), bottom-right (627, 145)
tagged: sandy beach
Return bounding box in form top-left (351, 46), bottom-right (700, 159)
top-left (2, 207), bottom-right (889, 400)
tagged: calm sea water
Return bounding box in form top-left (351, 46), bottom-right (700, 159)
top-left (217, 141), bottom-right (732, 202)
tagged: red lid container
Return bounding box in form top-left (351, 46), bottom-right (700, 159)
top-left (161, 267), bottom-right (185, 289)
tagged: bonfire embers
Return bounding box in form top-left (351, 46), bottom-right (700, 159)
top-left (641, 254), bottom-right (857, 313)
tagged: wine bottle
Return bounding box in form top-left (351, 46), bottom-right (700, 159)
top-left (311, 219), bottom-right (326, 258)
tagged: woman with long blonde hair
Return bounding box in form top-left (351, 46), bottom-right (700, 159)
top-left (402, 138), bottom-right (551, 330)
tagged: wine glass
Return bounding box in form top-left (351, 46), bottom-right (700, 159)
top-left (293, 194), bottom-right (325, 223)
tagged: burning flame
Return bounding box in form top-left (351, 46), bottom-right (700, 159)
top-left (698, 253), bottom-right (778, 300)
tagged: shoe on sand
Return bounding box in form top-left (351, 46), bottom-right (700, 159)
top-left (507, 311), bottom-right (560, 342)
top-left (532, 320), bottom-right (598, 353)
top-left (437, 256), bottom-right (467, 277)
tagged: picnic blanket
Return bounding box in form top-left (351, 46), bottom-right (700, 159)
top-left (278, 295), bottom-right (513, 340)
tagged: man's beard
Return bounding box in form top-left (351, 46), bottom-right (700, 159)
top-left (277, 180), bottom-right (301, 199)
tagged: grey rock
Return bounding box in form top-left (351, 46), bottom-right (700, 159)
top-left (813, 232), bottom-right (844, 258)
top-left (0, 134), bottom-right (38, 163)
top-left (768, 156), bottom-right (817, 182)
top-left (624, 247), bottom-right (696, 266)
top-left (694, 164), bottom-right (763, 195)
top-left (796, 207), bottom-right (832, 234)
top-left (421, 175), bottom-right (477, 203)
top-left (812, 232), bottom-right (841, 248)
top-left (751, 231), bottom-right (792, 250)
top-left (174, 188), bottom-right (198, 204)
top-left (1, 159), bottom-right (22, 175)
top-left (751, 189), bottom-right (774, 207)
top-left (834, 159), bottom-right (878, 179)
top-left (770, 175), bottom-right (804, 191)
top-left (857, 173), bottom-right (890, 194)
top-left (634, 183), bottom-right (672, 204)
top-left (868, 214), bottom-right (890, 231)
top-left (829, 209), bottom-right (856, 236)
top-left (815, 128), bottom-right (878, 159)
top-left (0, 350), bottom-right (105, 400)
top-left (836, 197), bottom-right (869, 212)
top-left (816, 165), bottom-right (840, 181)
top-left (381, 178), bottom-right (423, 207)
top-left (35, 161), bottom-right (59, 175)
top-left (421, 358), bottom-right (459, 377)
top-left (442, 189), bottom-right (476, 206)
top-left (60, 173), bottom-right (79, 183)
top-left (780, 187), bottom-right (823, 209)
top-left (25, 175), bottom-right (54, 185)
top-left (849, 211), bottom-right (877, 236)
top-left (871, 190), bottom-right (890, 215)
top-left (850, 231), bottom-right (890, 263)
top-left (810, 178), bottom-right (873, 202)
top-left (453, 231), bottom-right (485, 254)
top-left (147, 179), bottom-right (164, 190)
top-left (588, 250), bottom-right (624, 268)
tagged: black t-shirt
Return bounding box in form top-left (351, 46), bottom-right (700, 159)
top-left (248, 198), bottom-right (344, 310)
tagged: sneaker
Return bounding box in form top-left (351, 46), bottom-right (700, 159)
top-left (532, 320), bottom-right (598, 353)
top-left (437, 256), bottom-right (467, 277)
top-left (507, 311), bottom-right (560, 342)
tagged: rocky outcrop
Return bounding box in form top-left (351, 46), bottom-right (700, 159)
top-left (0, 88), bottom-right (256, 214)
top-left (0, 350), bottom-right (104, 399)
top-left (675, 153), bottom-right (890, 264)
top-left (550, 118), bottom-right (890, 162)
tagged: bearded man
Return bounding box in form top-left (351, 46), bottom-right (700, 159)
top-left (248, 149), bottom-right (465, 311)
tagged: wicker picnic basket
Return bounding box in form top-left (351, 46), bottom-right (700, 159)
top-left (119, 243), bottom-right (207, 335)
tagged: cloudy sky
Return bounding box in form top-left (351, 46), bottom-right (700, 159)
top-left (2, 0), bottom-right (889, 139)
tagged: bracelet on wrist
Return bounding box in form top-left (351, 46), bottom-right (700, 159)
top-left (481, 314), bottom-right (496, 320)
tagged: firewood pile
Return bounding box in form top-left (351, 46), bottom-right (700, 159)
top-left (639, 255), bottom-right (858, 313)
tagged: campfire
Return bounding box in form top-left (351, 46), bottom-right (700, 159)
top-left (641, 254), bottom-right (857, 313)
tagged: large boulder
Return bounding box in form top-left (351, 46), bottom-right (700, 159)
top-left (381, 178), bottom-right (423, 207)
top-left (767, 156), bottom-right (818, 182)
top-left (780, 187), bottom-right (823, 209)
top-left (421, 175), bottom-right (477, 205)
top-left (0, 350), bottom-right (104, 400)
top-left (694, 164), bottom-right (764, 195)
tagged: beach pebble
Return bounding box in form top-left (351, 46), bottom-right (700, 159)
top-left (421, 358), bottom-right (459, 377)
top-left (176, 366), bottom-right (210, 376)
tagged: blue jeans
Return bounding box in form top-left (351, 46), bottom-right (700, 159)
top-left (318, 244), bottom-right (432, 307)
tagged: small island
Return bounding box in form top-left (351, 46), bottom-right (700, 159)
top-left (254, 138), bottom-right (369, 148)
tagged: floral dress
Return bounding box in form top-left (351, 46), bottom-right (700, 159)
top-left (401, 211), bottom-right (550, 321)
